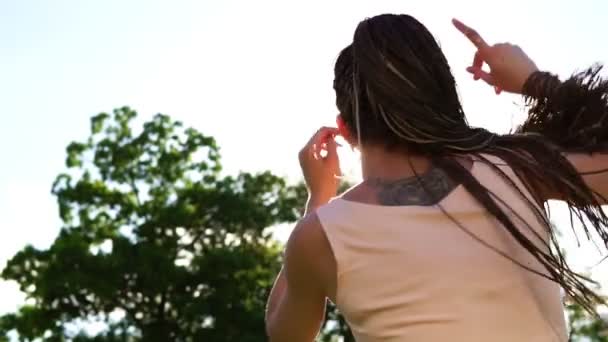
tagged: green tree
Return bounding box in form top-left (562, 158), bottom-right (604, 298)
top-left (567, 301), bottom-right (608, 341)
top-left (0, 107), bottom-right (305, 341)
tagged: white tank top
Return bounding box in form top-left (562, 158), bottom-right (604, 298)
top-left (316, 156), bottom-right (567, 341)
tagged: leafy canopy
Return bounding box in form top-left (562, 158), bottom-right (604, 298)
top-left (0, 107), bottom-right (304, 341)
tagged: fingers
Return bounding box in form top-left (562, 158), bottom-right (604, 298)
top-left (324, 139), bottom-right (342, 176)
top-left (325, 137), bottom-right (338, 160)
top-left (299, 127), bottom-right (339, 161)
top-left (472, 50), bottom-right (484, 70)
top-left (466, 66), bottom-right (501, 94)
top-left (471, 51), bottom-right (484, 80)
top-left (452, 18), bottom-right (489, 50)
top-left (307, 127), bottom-right (338, 147)
top-left (466, 66), bottom-right (495, 85)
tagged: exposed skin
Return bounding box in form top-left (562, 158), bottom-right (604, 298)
top-left (264, 18), bottom-right (608, 342)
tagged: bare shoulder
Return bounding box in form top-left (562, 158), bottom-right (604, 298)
top-left (286, 213), bottom-right (333, 270)
top-left (288, 213), bottom-right (325, 249)
top-left (285, 212), bottom-right (336, 297)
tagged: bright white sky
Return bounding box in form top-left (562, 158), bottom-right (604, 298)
top-left (1, 0), bottom-right (607, 317)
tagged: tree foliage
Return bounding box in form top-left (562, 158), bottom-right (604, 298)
top-left (567, 301), bottom-right (608, 341)
top-left (0, 107), bottom-right (306, 341)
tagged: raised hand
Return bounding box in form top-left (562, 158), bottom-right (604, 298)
top-left (298, 127), bottom-right (342, 206)
top-left (452, 18), bottom-right (539, 95)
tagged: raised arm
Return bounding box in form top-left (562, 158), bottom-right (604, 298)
top-left (453, 18), bottom-right (608, 203)
top-left (518, 68), bottom-right (608, 202)
top-left (265, 127), bottom-right (340, 341)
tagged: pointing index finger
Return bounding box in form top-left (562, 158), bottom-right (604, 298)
top-left (452, 18), bottom-right (489, 50)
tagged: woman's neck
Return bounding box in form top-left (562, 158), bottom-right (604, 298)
top-left (359, 145), bottom-right (432, 181)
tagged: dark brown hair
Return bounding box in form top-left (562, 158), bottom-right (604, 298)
top-left (334, 14), bottom-right (608, 313)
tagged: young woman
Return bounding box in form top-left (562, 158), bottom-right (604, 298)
top-left (266, 14), bottom-right (608, 342)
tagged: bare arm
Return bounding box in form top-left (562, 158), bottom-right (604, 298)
top-left (518, 69), bottom-right (608, 202)
top-left (265, 214), bottom-right (329, 342)
top-left (562, 153), bottom-right (608, 203)
top-left (265, 127), bottom-right (340, 341)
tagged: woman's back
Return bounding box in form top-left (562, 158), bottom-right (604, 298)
top-left (317, 156), bottom-right (567, 341)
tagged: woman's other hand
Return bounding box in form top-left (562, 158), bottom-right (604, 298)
top-left (298, 127), bottom-right (341, 210)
